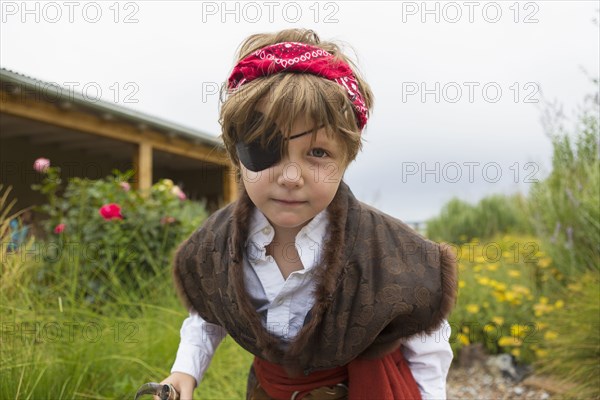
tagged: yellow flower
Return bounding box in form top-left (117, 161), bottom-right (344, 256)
top-left (466, 304), bottom-right (480, 314)
top-left (538, 257), bottom-right (552, 268)
top-left (537, 322), bottom-right (548, 330)
top-left (510, 324), bottom-right (529, 338)
top-left (457, 333), bottom-right (470, 346)
top-left (508, 270), bottom-right (521, 278)
top-left (486, 263), bottom-right (499, 271)
top-left (462, 326), bottom-right (470, 334)
top-left (475, 256), bottom-right (486, 263)
top-left (498, 336), bottom-right (522, 347)
top-left (511, 348), bottom-right (521, 357)
top-left (473, 265), bottom-right (482, 272)
top-left (484, 324), bottom-right (497, 333)
top-left (492, 316), bottom-right (504, 326)
top-left (477, 276), bottom-right (491, 285)
top-left (458, 280), bottom-right (466, 289)
top-left (539, 296), bottom-right (549, 304)
top-left (483, 301), bottom-right (490, 308)
top-left (505, 291), bottom-right (517, 302)
top-left (567, 283), bottom-right (582, 292)
top-left (493, 292), bottom-right (507, 302)
top-left (535, 349), bottom-right (548, 358)
top-left (512, 285), bottom-right (531, 295)
top-left (554, 300), bottom-right (564, 309)
top-left (544, 331), bottom-right (559, 341)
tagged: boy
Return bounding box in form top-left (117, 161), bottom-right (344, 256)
top-left (162, 29), bottom-right (457, 399)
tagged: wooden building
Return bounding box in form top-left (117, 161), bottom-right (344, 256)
top-left (0, 68), bottom-right (238, 215)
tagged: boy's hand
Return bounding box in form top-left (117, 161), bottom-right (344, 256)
top-left (154, 372), bottom-right (196, 400)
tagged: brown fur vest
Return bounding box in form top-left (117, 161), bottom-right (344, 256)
top-left (172, 181), bottom-right (457, 376)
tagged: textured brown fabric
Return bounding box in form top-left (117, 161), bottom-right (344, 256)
top-left (172, 181), bottom-right (458, 376)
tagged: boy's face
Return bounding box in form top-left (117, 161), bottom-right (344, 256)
top-left (240, 113), bottom-right (347, 235)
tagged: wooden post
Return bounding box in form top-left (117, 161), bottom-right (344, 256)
top-left (222, 164), bottom-right (239, 204)
top-left (133, 142), bottom-right (153, 195)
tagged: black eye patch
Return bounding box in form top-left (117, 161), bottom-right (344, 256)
top-left (235, 113), bottom-right (319, 172)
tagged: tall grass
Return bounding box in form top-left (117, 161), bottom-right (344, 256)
top-left (1, 185), bottom-right (251, 399)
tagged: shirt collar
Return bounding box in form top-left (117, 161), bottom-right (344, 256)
top-left (246, 206), bottom-right (329, 249)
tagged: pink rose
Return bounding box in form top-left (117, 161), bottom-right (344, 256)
top-left (171, 185), bottom-right (187, 201)
top-left (54, 223), bottom-right (65, 234)
top-left (99, 203), bottom-right (124, 220)
top-left (33, 158), bottom-right (50, 173)
top-left (160, 216), bottom-right (176, 225)
top-left (119, 182), bottom-right (131, 191)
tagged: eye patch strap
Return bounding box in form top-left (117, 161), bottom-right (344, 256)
top-left (236, 125), bottom-right (324, 172)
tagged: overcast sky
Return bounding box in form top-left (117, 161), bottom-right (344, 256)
top-left (1, 1), bottom-right (598, 221)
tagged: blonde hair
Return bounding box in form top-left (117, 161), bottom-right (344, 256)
top-left (219, 28), bottom-right (374, 170)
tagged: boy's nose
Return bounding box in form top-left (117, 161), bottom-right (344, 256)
top-left (276, 161), bottom-right (305, 188)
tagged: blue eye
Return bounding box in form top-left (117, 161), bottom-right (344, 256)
top-left (310, 148), bottom-right (328, 158)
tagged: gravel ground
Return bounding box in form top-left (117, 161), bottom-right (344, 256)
top-left (447, 366), bottom-right (553, 400)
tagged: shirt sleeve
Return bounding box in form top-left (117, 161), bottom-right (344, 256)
top-left (401, 320), bottom-right (453, 400)
top-left (170, 311), bottom-right (227, 388)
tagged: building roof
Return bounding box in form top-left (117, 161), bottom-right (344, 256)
top-left (0, 67), bottom-right (223, 148)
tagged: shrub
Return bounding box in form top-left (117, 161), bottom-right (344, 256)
top-left (447, 234), bottom-right (561, 364)
top-left (30, 163), bottom-right (208, 309)
top-left (426, 194), bottom-right (533, 244)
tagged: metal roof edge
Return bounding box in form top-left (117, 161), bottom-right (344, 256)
top-left (0, 67), bottom-right (223, 148)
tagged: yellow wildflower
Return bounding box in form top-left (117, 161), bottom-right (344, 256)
top-left (475, 256), bottom-right (486, 263)
top-left (538, 257), bottom-right (552, 268)
top-left (505, 291), bottom-right (517, 302)
top-left (508, 270), bottom-right (521, 278)
top-left (484, 324), bottom-right (497, 333)
top-left (511, 348), bottom-right (521, 358)
top-left (457, 333), bottom-right (470, 346)
top-left (492, 316), bottom-right (504, 326)
top-left (462, 326), bottom-right (470, 334)
top-left (486, 263), bottom-right (499, 271)
top-left (493, 292), bottom-right (506, 302)
top-left (477, 276), bottom-right (491, 285)
top-left (539, 297), bottom-right (549, 304)
top-left (567, 283), bottom-right (582, 292)
top-left (535, 349), bottom-right (548, 358)
top-left (466, 304), bottom-right (480, 314)
top-left (458, 280), bottom-right (466, 289)
top-left (544, 331), bottom-right (559, 341)
top-left (473, 265), bottom-right (482, 272)
top-left (510, 324), bottom-right (529, 338)
top-left (554, 300), bottom-right (564, 309)
top-left (498, 336), bottom-right (522, 347)
top-left (512, 285), bottom-right (531, 295)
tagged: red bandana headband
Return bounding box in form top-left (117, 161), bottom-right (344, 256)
top-left (227, 42), bottom-right (368, 130)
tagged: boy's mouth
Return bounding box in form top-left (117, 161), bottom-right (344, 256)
top-left (272, 198), bottom-right (306, 205)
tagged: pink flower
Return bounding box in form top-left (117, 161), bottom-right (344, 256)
top-left (160, 216), bottom-right (176, 225)
top-left (171, 185), bottom-right (186, 201)
top-left (33, 158), bottom-right (50, 173)
top-left (119, 182), bottom-right (131, 191)
top-left (99, 203), bottom-right (124, 220)
top-left (54, 223), bottom-right (65, 234)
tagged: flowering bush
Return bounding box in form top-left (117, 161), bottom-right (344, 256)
top-left (447, 234), bottom-right (565, 364)
top-left (31, 160), bottom-right (207, 306)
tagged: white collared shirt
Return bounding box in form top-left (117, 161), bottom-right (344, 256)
top-left (171, 207), bottom-right (453, 399)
